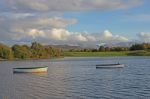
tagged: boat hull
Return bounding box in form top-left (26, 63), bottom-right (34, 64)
top-left (13, 66), bottom-right (48, 73)
top-left (96, 64), bottom-right (124, 68)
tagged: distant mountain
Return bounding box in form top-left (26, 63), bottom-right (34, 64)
top-left (46, 42), bottom-right (142, 51)
top-left (104, 42), bottom-right (136, 47)
top-left (49, 45), bottom-right (82, 51)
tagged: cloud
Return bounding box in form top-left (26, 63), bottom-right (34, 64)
top-left (43, 29), bottom-right (129, 43)
top-left (0, 12), bottom-right (129, 47)
top-left (27, 28), bottom-right (88, 42)
top-left (0, 0), bottom-right (147, 48)
top-left (0, 15), bottom-right (77, 40)
top-left (100, 30), bottom-right (129, 42)
top-left (30, 16), bottom-right (77, 28)
top-left (14, 28), bottom-right (128, 47)
top-left (137, 32), bottom-right (150, 42)
top-left (49, 28), bottom-right (70, 40)
top-left (11, 16), bottom-right (77, 29)
top-left (28, 29), bottom-right (46, 39)
top-left (1, 0), bottom-right (143, 12)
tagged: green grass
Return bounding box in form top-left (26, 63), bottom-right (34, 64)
top-left (63, 50), bottom-right (150, 57)
top-left (62, 51), bottom-right (128, 57)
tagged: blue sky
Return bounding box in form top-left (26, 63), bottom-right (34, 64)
top-left (65, 1), bottom-right (150, 39)
top-left (0, 0), bottom-right (150, 47)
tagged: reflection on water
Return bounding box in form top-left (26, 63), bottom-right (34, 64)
top-left (0, 57), bottom-right (150, 99)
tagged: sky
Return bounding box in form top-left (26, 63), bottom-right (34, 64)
top-left (0, 0), bottom-right (150, 47)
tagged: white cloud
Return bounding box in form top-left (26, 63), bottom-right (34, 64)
top-left (28, 29), bottom-right (45, 39)
top-left (0, 16), bottom-right (77, 40)
top-left (49, 28), bottom-right (70, 40)
top-left (0, 13), bottom-right (129, 47)
top-left (48, 29), bottom-right (128, 43)
top-left (1, 0), bottom-right (143, 12)
top-left (0, 0), bottom-right (147, 47)
top-left (36, 17), bottom-right (77, 28)
top-left (22, 29), bottom-right (128, 46)
top-left (100, 30), bottom-right (129, 42)
top-left (138, 32), bottom-right (150, 42)
top-left (101, 30), bottom-right (113, 38)
top-left (0, 14), bottom-right (129, 46)
top-left (70, 33), bottom-right (88, 42)
top-left (55, 29), bottom-right (128, 46)
top-left (30, 28), bottom-right (88, 42)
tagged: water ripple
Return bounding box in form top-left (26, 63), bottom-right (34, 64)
top-left (1, 57), bottom-right (150, 98)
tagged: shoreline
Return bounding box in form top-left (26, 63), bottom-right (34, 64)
top-left (62, 51), bottom-right (150, 57)
top-left (1, 51), bottom-right (150, 61)
top-left (1, 56), bottom-right (150, 61)
top-left (0, 56), bottom-right (64, 61)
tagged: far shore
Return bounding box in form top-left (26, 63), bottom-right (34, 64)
top-left (62, 50), bottom-right (150, 57)
top-left (0, 57), bottom-right (64, 61)
top-left (1, 50), bottom-right (150, 61)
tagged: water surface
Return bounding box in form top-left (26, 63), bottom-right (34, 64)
top-left (0, 57), bottom-right (150, 99)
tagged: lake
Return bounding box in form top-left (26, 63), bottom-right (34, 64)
top-left (0, 57), bottom-right (150, 99)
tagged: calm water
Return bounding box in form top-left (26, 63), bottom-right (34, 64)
top-left (0, 57), bottom-right (150, 99)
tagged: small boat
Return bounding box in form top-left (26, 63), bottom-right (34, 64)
top-left (96, 63), bottom-right (124, 68)
top-left (13, 66), bottom-right (48, 73)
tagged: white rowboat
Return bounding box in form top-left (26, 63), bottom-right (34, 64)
top-left (96, 63), bottom-right (124, 68)
top-left (13, 66), bottom-right (48, 73)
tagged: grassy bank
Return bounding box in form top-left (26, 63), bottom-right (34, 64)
top-left (62, 50), bottom-right (150, 57)
top-left (63, 51), bottom-right (128, 57)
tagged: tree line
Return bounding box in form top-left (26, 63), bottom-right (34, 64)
top-left (0, 42), bottom-right (61, 60)
top-left (69, 43), bottom-right (150, 52)
top-left (1, 42), bottom-right (150, 59)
